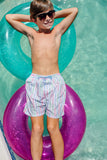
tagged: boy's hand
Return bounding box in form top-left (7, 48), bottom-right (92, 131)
top-left (54, 8), bottom-right (78, 36)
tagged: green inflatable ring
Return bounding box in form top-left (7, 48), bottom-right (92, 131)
top-left (0, 2), bottom-right (76, 81)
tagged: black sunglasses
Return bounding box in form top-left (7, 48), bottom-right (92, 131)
top-left (36, 10), bottom-right (55, 21)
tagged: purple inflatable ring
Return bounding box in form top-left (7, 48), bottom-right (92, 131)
top-left (3, 84), bottom-right (86, 160)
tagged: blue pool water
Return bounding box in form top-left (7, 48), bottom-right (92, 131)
top-left (0, 0), bottom-right (107, 159)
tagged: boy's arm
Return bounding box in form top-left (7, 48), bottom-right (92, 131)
top-left (6, 14), bottom-right (34, 36)
top-left (54, 8), bottom-right (78, 36)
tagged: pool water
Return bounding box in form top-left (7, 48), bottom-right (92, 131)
top-left (0, 0), bottom-right (107, 160)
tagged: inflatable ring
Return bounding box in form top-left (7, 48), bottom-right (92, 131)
top-left (3, 84), bottom-right (86, 160)
top-left (0, 2), bottom-right (76, 81)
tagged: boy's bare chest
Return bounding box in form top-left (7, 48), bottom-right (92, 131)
top-left (30, 32), bottom-right (61, 51)
top-left (36, 37), bottom-right (54, 48)
top-left (35, 34), bottom-right (58, 48)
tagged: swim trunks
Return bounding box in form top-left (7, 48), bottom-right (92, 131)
top-left (23, 73), bottom-right (66, 118)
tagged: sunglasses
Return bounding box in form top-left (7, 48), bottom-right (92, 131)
top-left (36, 10), bottom-right (55, 21)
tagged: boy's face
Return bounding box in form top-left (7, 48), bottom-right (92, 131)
top-left (34, 9), bottom-right (55, 31)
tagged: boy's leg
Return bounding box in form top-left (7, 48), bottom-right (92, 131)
top-left (47, 116), bottom-right (64, 160)
top-left (31, 115), bottom-right (44, 160)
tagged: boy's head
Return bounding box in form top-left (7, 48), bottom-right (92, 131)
top-left (30, 0), bottom-right (55, 31)
top-left (30, 0), bottom-right (54, 20)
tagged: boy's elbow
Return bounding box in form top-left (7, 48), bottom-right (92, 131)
top-left (5, 14), bottom-right (13, 22)
top-left (70, 7), bottom-right (78, 15)
top-left (5, 15), bottom-right (8, 21)
top-left (6, 14), bottom-right (10, 21)
top-left (74, 7), bottom-right (78, 14)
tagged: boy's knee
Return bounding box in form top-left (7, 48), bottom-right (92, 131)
top-left (47, 124), bottom-right (59, 135)
top-left (32, 125), bottom-right (44, 136)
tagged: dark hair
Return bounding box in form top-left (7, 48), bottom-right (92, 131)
top-left (30, 0), bottom-right (54, 20)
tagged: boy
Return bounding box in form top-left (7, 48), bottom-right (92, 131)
top-left (6, 0), bottom-right (78, 159)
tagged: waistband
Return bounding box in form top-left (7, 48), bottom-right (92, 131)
top-left (31, 72), bottom-right (61, 78)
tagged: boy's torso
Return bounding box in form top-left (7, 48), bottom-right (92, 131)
top-left (28, 28), bottom-right (61, 75)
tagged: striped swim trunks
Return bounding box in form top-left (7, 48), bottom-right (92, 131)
top-left (23, 73), bottom-right (66, 118)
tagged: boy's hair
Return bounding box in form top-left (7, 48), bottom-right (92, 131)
top-left (30, 0), bottom-right (54, 20)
